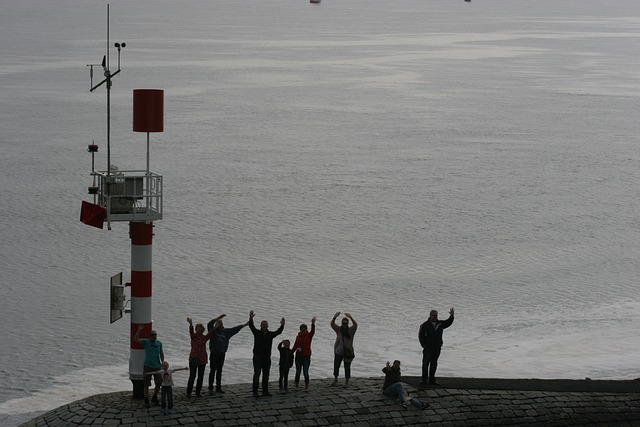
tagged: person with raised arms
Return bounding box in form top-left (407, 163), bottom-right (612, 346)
top-left (291, 316), bottom-right (316, 390)
top-left (206, 313), bottom-right (249, 394)
top-left (382, 360), bottom-right (428, 410)
top-left (248, 310), bottom-right (285, 397)
top-left (186, 317), bottom-right (213, 398)
top-left (418, 307), bottom-right (455, 386)
top-left (330, 312), bottom-right (357, 388)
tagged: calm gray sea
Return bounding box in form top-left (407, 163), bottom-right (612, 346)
top-left (1, 0), bottom-right (639, 425)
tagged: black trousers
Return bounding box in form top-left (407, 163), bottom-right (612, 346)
top-left (187, 360), bottom-right (206, 395)
top-left (252, 357), bottom-right (271, 394)
top-left (333, 353), bottom-right (351, 379)
top-left (279, 365), bottom-right (291, 390)
top-left (208, 351), bottom-right (226, 389)
top-left (422, 346), bottom-right (442, 382)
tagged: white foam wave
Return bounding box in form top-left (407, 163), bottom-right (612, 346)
top-left (0, 364), bottom-right (129, 418)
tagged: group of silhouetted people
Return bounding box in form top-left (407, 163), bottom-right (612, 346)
top-left (135, 307), bottom-right (454, 414)
top-left (247, 310), bottom-right (358, 397)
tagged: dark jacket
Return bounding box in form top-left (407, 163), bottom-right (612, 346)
top-left (382, 366), bottom-right (402, 390)
top-left (418, 315), bottom-right (454, 349)
top-left (277, 343), bottom-right (294, 368)
top-left (207, 320), bottom-right (246, 354)
top-left (249, 318), bottom-right (284, 360)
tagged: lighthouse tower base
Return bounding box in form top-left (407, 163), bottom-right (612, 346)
top-left (131, 379), bottom-right (145, 399)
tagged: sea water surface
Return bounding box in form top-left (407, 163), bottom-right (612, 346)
top-left (1, 0), bottom-right (639, 425)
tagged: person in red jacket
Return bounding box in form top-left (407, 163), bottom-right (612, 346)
top-left (186, 317), bottom-right (214, 398)
top-left (291, 316), bottom-right (316, 389)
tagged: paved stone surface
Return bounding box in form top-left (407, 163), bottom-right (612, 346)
top-left (19, 377), bottom-right (640, 426)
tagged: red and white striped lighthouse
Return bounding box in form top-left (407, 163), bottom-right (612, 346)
top-left (129, 221), bottom-right (154, 394)
top-left (81, 15), bottom-right (166, 399)
top-left (128, 89), bottom-right (164, 396)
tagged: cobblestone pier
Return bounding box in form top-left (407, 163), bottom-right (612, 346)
top-left (20, 377), bottom-right (640, 426)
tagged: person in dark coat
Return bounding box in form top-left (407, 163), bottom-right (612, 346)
top-left (206, 314), bottom-right (249, 394)
top-left (277, 339), bottom-right (294, 392)
top-left (248, 310), bottom-right (285, 397)
top-left (382, 360), bottom-right (428, 410)
top-left (418, 307), bottom-right (455, 385)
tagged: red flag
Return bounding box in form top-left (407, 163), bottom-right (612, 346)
top-left (80, 201), bottom-right (106, 229)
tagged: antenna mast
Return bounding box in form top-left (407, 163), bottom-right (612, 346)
top-left (87, 3), bottom-right (125, 176)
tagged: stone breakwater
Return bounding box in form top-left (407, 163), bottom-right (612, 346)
top-left (20, 377), bottom-right (640, 426)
